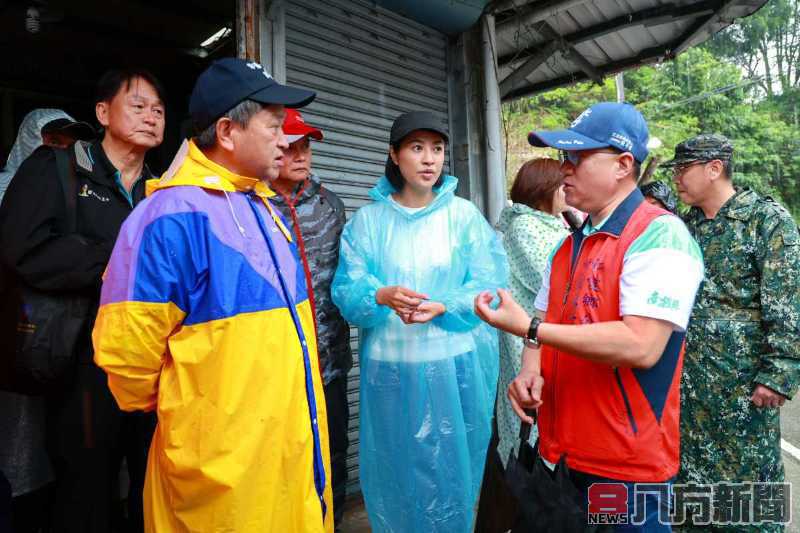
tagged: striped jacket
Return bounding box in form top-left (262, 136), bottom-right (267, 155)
top-left (92, 141), bottom-right (333, 533)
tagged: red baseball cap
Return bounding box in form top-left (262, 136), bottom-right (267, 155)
top-left (283, 108), bottom-right (323, 143)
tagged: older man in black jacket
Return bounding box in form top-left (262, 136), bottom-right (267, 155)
top-left (0, 68), bottom-right (165, 533)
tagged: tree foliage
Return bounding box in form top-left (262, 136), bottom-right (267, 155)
top-left (707, 0), bottom-right (800, 97)
top-left (502, 2), bottom-right (800, 220)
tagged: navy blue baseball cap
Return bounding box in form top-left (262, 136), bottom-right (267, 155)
top-left (189, 57), bottom-right (316, 132)
top-left (528, 102), bottom-right (650, 163)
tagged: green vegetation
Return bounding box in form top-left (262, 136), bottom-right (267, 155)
top-left (502, 0), bottom-right (800, 219)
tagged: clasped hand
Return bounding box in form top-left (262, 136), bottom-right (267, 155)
top-left (376, 286), bottom-right (445, 324)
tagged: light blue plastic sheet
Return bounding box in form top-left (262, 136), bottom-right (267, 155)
top-left (332, 175), bottom-right (508, 532)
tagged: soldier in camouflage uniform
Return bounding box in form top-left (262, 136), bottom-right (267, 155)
top-left (271, 109), bottom-right (353, 530)
top-left (666, 134), bottom-right (800, 532)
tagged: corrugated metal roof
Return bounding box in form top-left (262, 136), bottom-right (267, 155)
top-left (493, 0), bottom-right (769, 101)
top-left (373, 0), bottom-right (490, 33)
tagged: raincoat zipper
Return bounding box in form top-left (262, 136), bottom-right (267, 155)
top-left (246, 193), bottom-right (328, 521)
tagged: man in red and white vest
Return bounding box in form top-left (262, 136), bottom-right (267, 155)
top-left (476, 102), bottom-right (704, 532)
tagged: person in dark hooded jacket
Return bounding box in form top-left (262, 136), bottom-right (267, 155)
top-left (0, 108), bottom-right (94, 533)
top-left (270, 108), bottom-right (352, 529)
top-left (640, 180), bottom-right (678, 214)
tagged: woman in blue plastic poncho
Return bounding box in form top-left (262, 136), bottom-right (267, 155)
top-left (332, 111), bottom-right (507, 532)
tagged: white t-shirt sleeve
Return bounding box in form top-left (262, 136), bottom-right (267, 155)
top-left (534, 233), bottom-right (568, 313)
top-left (534, 258), bottom-right (551, 312)
top-left (619, 215), bottom-right (704, 331)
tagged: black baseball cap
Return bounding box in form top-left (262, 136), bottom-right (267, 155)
top-left (40, 118), bottom-right (95, 141)
top-left (389, 111), bottom-right (449, 145)
top-left (189, 57), bottom-right (316, 132)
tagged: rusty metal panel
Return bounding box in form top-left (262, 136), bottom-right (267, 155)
top-left (236, 0), bottom-right (261, 61)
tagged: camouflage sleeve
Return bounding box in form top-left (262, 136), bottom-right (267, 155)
top-left (755, 209), bottom-right (800, 399)
top-left (320, 186), bottom-right (347, 252)
top-left (320, 186), bottom-right (347, 229)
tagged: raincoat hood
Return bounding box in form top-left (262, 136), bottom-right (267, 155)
top-left (146, 139), bottom-right (277, 199)
top-left (4, 109), bottom-right (74, 173)
top-left (497, 202), bottom-right (564, 234)
top-left (369, 174), bottom-right (458, 219)
top-left (145, 140), bottom-right (293, 243)
top-left (0, 109), bottom-right (75, 202)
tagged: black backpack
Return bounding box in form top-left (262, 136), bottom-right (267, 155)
top-left (0, 147), bottom-right (92, 394)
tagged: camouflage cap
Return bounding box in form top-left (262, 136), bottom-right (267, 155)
top-left (662, 133), bottom-right (734, 167)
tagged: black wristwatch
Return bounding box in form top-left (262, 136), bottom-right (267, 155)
top-left (523, 317), bottom-right (542, 349)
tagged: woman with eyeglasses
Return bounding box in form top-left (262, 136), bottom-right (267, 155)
top-left (332, 111), bottom-right (507, 533)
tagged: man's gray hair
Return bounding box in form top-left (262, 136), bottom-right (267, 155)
top-left (194, 100), bottom-right (265, 148)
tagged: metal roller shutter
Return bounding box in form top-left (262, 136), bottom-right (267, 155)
top-left (285, 0), bottom-right (451, 495)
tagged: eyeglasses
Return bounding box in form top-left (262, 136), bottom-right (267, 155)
top-left (671, 161), bottom-right (706, 178)
top-left (558, 149), bottom-right (622, 167)
top-left (558, 150), bottom-right (581, 166)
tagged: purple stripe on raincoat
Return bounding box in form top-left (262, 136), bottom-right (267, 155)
top-left (102, 186), bottom-right (298, 306)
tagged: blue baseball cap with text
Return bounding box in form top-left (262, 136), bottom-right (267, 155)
top-left (189, 57), bottom-right (316, 133)
top-left (528, 102), bottom-right (650, 163)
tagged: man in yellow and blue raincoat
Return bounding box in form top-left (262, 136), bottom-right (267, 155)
top-left (92, 58), bottom-right (333, 532)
